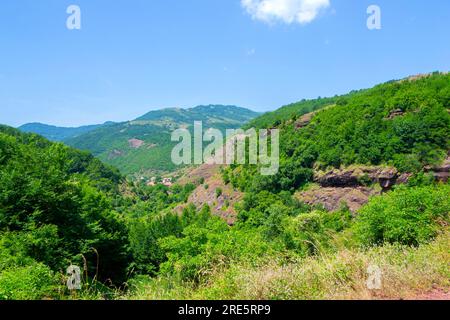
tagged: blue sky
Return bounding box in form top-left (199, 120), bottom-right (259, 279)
top-left (1, 0), bottom-right (449, 127)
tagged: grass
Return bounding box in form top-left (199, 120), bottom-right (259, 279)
top-left (125, 229), bottom-right (450, 300)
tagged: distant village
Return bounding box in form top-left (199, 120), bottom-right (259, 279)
top-left (141, 176), bottom-right (173, 187)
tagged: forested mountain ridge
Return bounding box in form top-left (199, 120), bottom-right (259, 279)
top-left (136, 105), bottom-right (259, 125)
top-left (63, 105), bottom-right (259, 175)
top-left (225, 72), bottom-right (450, 194)
top-left (246, 72), bottom-right (449, 131)
top-left (18, 122), bottom-right (106, 142)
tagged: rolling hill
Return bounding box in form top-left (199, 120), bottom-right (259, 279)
top-left (18, 122), bottom-right (106, 141)
top-left (58, 105), bottom-right (258, 176)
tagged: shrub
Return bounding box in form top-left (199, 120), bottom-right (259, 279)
top-left (0, 263), bottom-right (58, 300)
top-left (354, 184), bottom-right (450, 246)
top-left (158, 216), bottom-right (273, 282)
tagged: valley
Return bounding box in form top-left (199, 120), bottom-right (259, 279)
top-left (19, 105), bottom-right (260, 177)
top-left (1, 72), bottom-right (449, 300)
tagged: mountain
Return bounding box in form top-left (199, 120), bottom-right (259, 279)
top-left (243, 72), bottom-right (449, 185)
top-left (137, 105), bottom-right (259, 125)
top-left (18, 122), bottom-right (106, 141)
top-left (128, 72), bottom-right (449, 299)
top-left (2, 74), bottom-right (449, 301)
top-left (181, 72), bottom-right (450, 222)
top-left (64, 105), bottom-right (259, 175)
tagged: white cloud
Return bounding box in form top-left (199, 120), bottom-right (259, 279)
top-left (241, 0), bottom-right (330, 25)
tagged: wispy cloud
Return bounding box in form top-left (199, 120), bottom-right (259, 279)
top-left (246, 48), bottom-right (256, 56)
top-left (241, 0), bottom-right (330, 25)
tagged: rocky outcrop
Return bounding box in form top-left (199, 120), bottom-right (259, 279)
top-left (128, 138), bottom-right (145, 149)
top-left (303, 158), bottom-right (449, 213)
top-left (295, 113), bottom-right (314, 129)
top-left (297, 165), bottom-right (405, 213)
top-left (425, 156), bottom-right (450, 183)
top-left (176, 168), bottom-right (242, 225)
top-left (296, 187), bottom-right (379, 213)
top-left (295, 105), bottom-right (335, 130)
top-left (306, 165), bottom-right (402, 213)
top-left (315, 166), bottom-right (400, 190)
top-left (386, 109), bottom-right (405, 120)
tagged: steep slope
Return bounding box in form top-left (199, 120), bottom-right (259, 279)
top-left (0, 125), bottom-right (129, 283)
top-left (226, 73), bottom-right (450, 192)
top-left (184, 73), bottom-right (450, 222)
top-left (65, 105), bottom-right (260, 175)
top-left (18, 122), bottom-right (105, 141)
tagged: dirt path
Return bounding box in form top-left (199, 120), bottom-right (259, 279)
top-left (409, 290), bottom-right (450, 300)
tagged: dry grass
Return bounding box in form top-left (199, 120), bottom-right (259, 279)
top-left (127, 230), bottom-right (450, 300)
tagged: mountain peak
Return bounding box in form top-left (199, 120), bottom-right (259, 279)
top-left (135, 105), bottom-right (259, 122)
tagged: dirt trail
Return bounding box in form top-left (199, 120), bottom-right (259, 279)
top-left (409, 290), bottom-right (450, 300)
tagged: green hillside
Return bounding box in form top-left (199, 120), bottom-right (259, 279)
top-left (64, 105), bottom-right (259, 175)
top-left (125, 73), bottom-right (449, 299)
top-left (137, 105), bottom-right (259, 125)
top-left (226, 73), bottom-right (450, 193)
top-left (18, 122), bottom-right (105, 141)
top-left (1, 74), bottom-right (449, 300)
top-left (244, 95), bottom-right (340, 129)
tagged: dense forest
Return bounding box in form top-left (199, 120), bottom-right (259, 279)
top-left (0, 73), bottom-right (449, 300)
top-left (228, 72), bottom-right (450, 192)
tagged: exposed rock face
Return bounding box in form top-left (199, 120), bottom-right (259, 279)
top-left (294, 105), bottom-right (335, 130)
top-left (315, 166), bottom-right (399, 190)
top-left (176, 166), bottom-right (242, 225)
top-left (295, 113), bottom-right (314, 129)
top-left (296, 187), bottom-right (379, 213)
top-left (386, 109), bottom-right (405, 120)
top-left (302, 158), bottom-right (449, 213)
top-left (397, 173), bottom-right (413, 184)
top-left (425, 156), bottom-right (450, 183)
top-left (305, 165), bottom-right (401, 213)
top-left (177, 164), bottom-right (220, 185)
top-left (128, 138), bottom-right (145, 149)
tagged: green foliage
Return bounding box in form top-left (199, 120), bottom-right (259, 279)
top-left (237, 191), bottom-right (306, 227)
top-left (0, 127), bottom-right (130, 283)
top-left (128, 183), bottom-right (195, 218)
top-left (230, 73), bottom-right (450, 193)
top-left (215, 187), bottom-right (223, 198)
top-left (0, 263), bottom-right (58, 300)
top-left (3, 74), bottom-right (450, 300)
top-left (354, 184), bottom-right (450, 246)
top-left (128, 213), bottom-right (184, 275)
top-left (158, 213), bottom-right (273, 282)
top-left (406, 172), bottom-right (436, 187)
top-left (293, 76), bottom-right (449, 170)
top-left (244, 96), bottom-right (339, 130)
